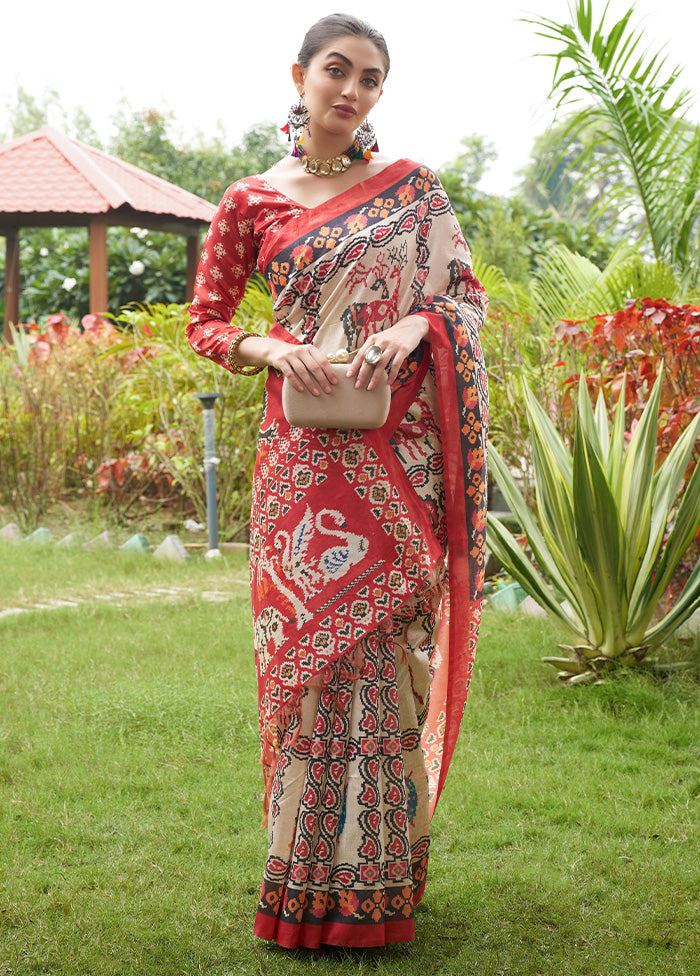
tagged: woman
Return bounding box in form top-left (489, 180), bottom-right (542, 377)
top-left (187, 13), bottom-right (488, 949)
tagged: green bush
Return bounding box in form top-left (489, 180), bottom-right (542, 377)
top-left (108, 290), bottom-right (272, 539)
top-left (0, 286), bottom-right (272, 537)
top-left (1, 226), bottom-right (191, 324)
top-left (0, 315), bottom-right (126, 529)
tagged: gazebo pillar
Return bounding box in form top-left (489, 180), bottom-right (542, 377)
top-left (186, 232), bottom-right (200, 302)
top-left (89, 217), bottom-right (109, 314)
top-left (3, 229), bottom-right (20, 342)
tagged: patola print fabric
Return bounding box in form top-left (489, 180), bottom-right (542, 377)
top-left (187, 158), bottom-right (488, 947)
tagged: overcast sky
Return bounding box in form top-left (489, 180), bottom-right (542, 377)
top-left (3, 0), bottom-right (699, 196)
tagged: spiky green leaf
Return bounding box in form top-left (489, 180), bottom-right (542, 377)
top-left (629, 410), bottom-right (700, 620)
top-left (572, 416), bottom-right (628, 655)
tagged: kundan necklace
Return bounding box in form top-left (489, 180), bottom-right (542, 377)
top-left (288, 135), bottom-right (376, 178)
top-left (301, 151), bottom-right (353, 176)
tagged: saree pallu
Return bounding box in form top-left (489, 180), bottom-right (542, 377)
top-left (187, 159), bottom-right (489, 947)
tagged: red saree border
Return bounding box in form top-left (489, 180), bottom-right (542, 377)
top-left (425, 310), bottom-right (479, 812)
top-left (254, 912), bottom-right (416, 949)
top-left (257, 158), bottom-right (418, 268)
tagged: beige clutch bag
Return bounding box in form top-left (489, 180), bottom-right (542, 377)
top-left (282, 363), bottom-right (390, 430)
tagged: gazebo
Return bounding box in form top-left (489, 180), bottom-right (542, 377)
top-left (0, 126), bottom-right (217, 341)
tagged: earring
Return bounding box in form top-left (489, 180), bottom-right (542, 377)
top-left (354, 118), bottom-right (378, 155)
top-left (286, 96), bottom-right (310, 146)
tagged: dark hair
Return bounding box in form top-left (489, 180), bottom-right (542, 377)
top-left (298, 13), bottom-right (390, 78)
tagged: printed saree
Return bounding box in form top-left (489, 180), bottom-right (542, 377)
top-left (187, 158), bottom-right (488, 948)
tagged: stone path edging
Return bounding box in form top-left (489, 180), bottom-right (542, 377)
top-left (0, 580), bottom-right (250, 622)
top-left (0, 520), bottom-right (252, 621)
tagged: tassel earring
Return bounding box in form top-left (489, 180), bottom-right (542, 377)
top-left (282, 97), bottom-right (310, 155)
top-left (354, 118), bottom-right (378, 156)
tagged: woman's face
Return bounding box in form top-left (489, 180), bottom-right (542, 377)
top-left (293, 35), bottom-right (385, 144)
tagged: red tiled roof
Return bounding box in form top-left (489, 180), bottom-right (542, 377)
top-left (0, 126), bottom-right (216, 222)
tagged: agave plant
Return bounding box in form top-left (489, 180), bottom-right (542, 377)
top-left (487, 370), bottom-right (700, 682)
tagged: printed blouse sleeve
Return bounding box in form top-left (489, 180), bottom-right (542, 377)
top-left (186, 182), bottom-right (258, 371)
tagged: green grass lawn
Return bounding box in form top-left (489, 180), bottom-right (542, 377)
top-left (1, 540), bottom-right (698, 975)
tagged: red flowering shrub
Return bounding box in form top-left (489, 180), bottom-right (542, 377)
top-left (556, 298), bottom-right (700, 465)
top-left (0, 313), bottom-right (175, 527)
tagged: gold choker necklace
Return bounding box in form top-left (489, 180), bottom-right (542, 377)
top-left (301, 152), bottom-right (352, 177)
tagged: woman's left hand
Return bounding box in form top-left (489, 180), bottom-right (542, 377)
top-left (346, 314), bottom-right (430, 390)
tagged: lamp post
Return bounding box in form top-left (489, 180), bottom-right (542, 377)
top-left (194, 392), bottom-right (223, 558)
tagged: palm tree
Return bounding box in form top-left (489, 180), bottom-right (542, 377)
top-left (527, 0), bottom-right (700, 289)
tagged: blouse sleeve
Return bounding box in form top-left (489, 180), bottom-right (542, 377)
top-left (186, 182), bottom-right (258, 372)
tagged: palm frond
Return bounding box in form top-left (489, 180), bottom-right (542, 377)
top-left (532, 243), bottom-right (694, 323)
top-left (532, 244), bottom-right (601, 321)
top-left (472, 256), bottom-right (534, 316)
top-left (527, 0), bottom-right (698, 273)
top-left (591, 251), bottom-right (684, 308)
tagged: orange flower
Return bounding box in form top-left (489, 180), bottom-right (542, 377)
top-left (291, 244), bottom-right (313, 269)
top-left (361, 889), bottom-right (385, 922)
top-left (345, 213), bottom-right (368, 233)
top-left (337, 889), bottom-right (360, 917)
top-left (467, 446), bottom-right (485, 470)
top-left (309, 890), bottom-right (327, 918)
top-left (264, 887), bottom-right (280, 909)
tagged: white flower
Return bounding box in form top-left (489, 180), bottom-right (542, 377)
top-left (62, 277), bottom-right (77, 291)
top-left (40, 247), bottom-right (49, 257)
top-left (130, 227), bottom-right (149, 239)
top-left (129, 260), bottom-right (145, 276)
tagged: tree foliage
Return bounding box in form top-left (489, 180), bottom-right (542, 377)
top-left (518, 117), bottom-right (622, 228)
top-left (438, 131), bottom-right (613, 288)
top-left (0, 96), bottom-right (287, 323)
top-left (108, 106), bottom-right (287, 203)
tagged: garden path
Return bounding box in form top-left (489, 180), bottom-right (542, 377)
top-left (0, 577), bottom-right (250, 621)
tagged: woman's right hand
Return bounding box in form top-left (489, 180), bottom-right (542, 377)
top-left (235, 335), bottom-right (338, 395)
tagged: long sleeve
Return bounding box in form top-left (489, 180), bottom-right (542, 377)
top-left (186, 182), bottom-right (258, 372)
